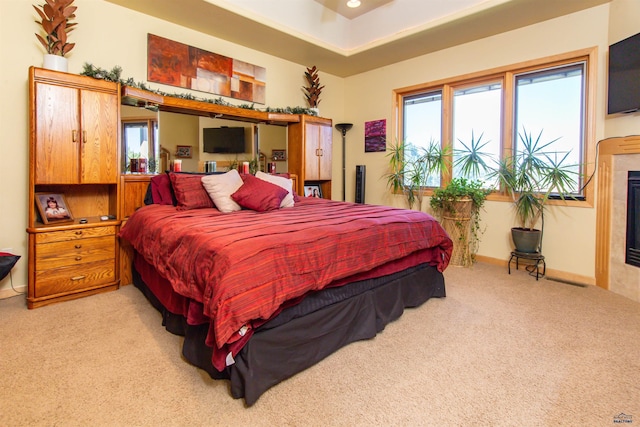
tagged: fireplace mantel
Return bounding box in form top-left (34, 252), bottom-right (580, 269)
top-left (596, 135), bottom-right (640, 292)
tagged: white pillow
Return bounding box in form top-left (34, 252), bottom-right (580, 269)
top-left (201, 170), bottom-right (243, 213)
top-left (255, 171), bottom-right (295, 208)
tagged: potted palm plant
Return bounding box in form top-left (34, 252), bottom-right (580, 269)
top-left (493, 128), bottom-right (581, 253)
top-left (33, 0), bottom-right (77, 72)
top-left (384, 139), bottom-right (449, 210)
top-left (456, 127), bottom-right (582, 253)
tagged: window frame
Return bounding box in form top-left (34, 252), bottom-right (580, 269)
top-left (394, 47), bottom-right (597, 208)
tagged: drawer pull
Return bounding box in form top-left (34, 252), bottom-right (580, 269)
top-left (75, 231), bottom-right (83, 236)
top-left (70, 275), bottom-right (86, 281)
top-left (75, 256), bottom-right (82, 261)
top-left (74, 244), bottom-right (82, 249)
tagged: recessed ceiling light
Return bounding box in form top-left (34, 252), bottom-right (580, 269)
top-left (347, 0), bottom-right (361, 8)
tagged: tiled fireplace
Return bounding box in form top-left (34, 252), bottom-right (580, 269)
top-left (626, 171), bottom-right (640, 268)
top-left (596, 136), bottom-right (640, 302)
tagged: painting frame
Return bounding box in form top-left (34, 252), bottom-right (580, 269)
top-left (147, 34), bottom-right (266, 104)
top-left (304, 184), bottom-right (323, 199)
top-left (364, 119), bottom-right (387, 153)
top-left (176, 145), bottom-right (193, 158)
top-left (36, 193), bottom-right (74, 224)
top-left (272, 149), bottom-right (286, 161)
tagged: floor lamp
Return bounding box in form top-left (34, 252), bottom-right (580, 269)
top-left (335, 123), bottom-right (353, 201)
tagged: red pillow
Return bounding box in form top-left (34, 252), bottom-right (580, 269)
top-left (169, 172), bottom-right (215, 210)
top-left (150, 174), bottom-right (173, 205)
top-left (231, 174), bottom-right (288, 212)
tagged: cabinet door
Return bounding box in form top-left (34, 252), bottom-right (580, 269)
top-left (305, 122), bottom-right (321, 180)
top-left (318, 124), bottom-right (332, 180)
top-left (34, 82), bottom-right (79, 184)
top-left (121, 176), bottom-right (151, 218)
top-left (81, 90), bottom-right (119, 183)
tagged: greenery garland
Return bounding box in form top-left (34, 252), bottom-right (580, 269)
top-left (80, 62), bottom-right (317, 116)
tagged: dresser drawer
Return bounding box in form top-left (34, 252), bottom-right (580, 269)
top-left (34, 259), bottom-right (116, 298)
top-left (35, 235), bottom-right (115, 270)
top-left (35, 226), bottom-right (116, 244)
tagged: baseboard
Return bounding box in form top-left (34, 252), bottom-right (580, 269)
top-left (474, 255), bottom-right (596, 286)
top-left (1, 258), bottom-right (596, 299)
top-left (0, 285), bottom-right (26, 300)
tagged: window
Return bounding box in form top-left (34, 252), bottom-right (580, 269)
top-left (403, 91), bottom-right (442, 187)
top-left (395, 48), bottom-right (595, 201)
top-left (452, 81), bottom-right (502, 186)
top-left (514, 63), bottom-right (585, 193)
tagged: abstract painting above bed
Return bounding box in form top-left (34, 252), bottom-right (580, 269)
top-left (119, 197), bottom-right (453, 366)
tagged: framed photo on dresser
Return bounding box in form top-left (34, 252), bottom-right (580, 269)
top-left (304, 184), bottom-right (322, 198)
top-left (36, 193), bottom-right (74, 224)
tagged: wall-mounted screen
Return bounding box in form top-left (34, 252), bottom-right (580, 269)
top-left (203, 127), bottom-right (246, 153)
top-left (608, 32), bottom-right (640, 114)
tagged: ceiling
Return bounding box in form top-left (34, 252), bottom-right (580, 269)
top-left (105, 0), bottom-right (611, 77)
top-left (311, 0), bottom-right (394, 19)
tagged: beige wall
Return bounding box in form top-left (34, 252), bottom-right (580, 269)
top-left (343, 4), bottom-right (615, 283)
top-left (0, 0), bottom-right (344, 296)
top-left (605, 0), bottom-right (640, 137)
top-left (1, 0), bottom-right (639, 296)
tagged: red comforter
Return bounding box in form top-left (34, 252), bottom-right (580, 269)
top-left (119, 198), bottom-right (452, 351)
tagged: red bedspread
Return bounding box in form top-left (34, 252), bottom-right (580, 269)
top-left (119, 198), bottom-right (452, 350)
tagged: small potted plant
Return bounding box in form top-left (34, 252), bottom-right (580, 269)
top-left (302, 65), bottom-right (324, 115)
top-left (430, 177), bottom-right (490, 266)
top-left (33, 0), bottom-right (77, 72)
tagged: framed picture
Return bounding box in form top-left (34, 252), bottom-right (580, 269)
top-left (176, 145), bottom-right (193, 158)
top-left (272, 149), bottom-right (286, 161)
top-left (364, 119), bottom-right (387, 152)
top-left (304, 184), bottom-right (323, 198)
top-left (36, 193), bottom-right (73, 224)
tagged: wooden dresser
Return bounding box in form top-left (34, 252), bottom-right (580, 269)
top-left (26, 67), bottom-right (121, 308)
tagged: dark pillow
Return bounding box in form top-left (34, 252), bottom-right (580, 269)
top-left (149, 173), bottom-right (174, 205)
top-left (0, 252), bottom-right (20, 281)
top-left (168, 172), bottom-right (215, 210)
top-left (231, 174), bottom-right (288, 212)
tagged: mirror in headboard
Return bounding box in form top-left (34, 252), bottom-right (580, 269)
top-left (121, 105), bottom-right (159, 172)
top-left (121, 87), bottom-right (294, 174)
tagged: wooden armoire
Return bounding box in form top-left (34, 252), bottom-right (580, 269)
top-left (287, 115), bottom-right (333, 199)
top-left (26, 67), bottom-right (121, 308)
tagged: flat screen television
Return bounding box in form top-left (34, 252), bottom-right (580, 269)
top-left (608, 32), bottom-right (640, 114)
top-left (203, 127), bottom-right (246, 153)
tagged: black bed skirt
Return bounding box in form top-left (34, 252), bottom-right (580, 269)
top-left (132, 262), bottom-right (445, 406)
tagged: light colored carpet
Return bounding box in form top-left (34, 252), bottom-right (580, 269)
top-left (1, 262), bottom-right (638, 426)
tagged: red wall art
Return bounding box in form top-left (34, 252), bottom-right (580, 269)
top-left (147, 34), bottom-right (266, 104)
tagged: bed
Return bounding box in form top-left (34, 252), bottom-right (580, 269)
top-left (119, 171), bottom-right (453, 405)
